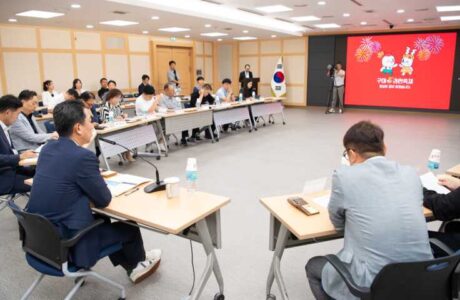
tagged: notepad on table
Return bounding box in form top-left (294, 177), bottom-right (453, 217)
top-left (105, 173), bottom-right (151, 196)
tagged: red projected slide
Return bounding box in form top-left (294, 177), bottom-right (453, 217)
top-left (345, 32), bottom-right (457, 109)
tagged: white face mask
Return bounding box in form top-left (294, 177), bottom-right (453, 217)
top-left (341, 156), bottom-right (350, 166)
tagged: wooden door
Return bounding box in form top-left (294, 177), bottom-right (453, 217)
top-left (155, 46), bottom-right (193, 95)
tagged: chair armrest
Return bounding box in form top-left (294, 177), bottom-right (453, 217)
top-left (324, 254), bottom-right (371, 298)
top-left (430, 238), bottom-right (455, 256)
top-left (62, 219), bottom-right (105, 248)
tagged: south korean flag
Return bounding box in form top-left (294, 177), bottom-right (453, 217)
top-left (271, 57), bottom-right (286, 97)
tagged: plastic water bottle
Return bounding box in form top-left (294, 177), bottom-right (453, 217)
top-left (427, 149), bottom-right (441, 172)
top-left (215, 95), bottom-right (221, 106)
top-left (186, 158), bottom-right (198, 194)
top-left (239, 92), bottom-right (243, 102)
top-left (252, 90), bottom-right (256, 99)
top-left (108, 111), bottom-right (114, 123)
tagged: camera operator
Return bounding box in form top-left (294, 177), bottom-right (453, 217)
top-left (328, 62), bottom-right (346, 114)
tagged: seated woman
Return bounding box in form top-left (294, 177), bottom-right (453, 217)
top-left (100, 89), bottom-right (134, 162)
top-left (240, 80), bottom-right (256, 100)
top-left (72, 78), bottom-right (86, 96)
top-left (41, 80), bottom-right (57, 107)
top-left (424, 174), bottom-right (460, 256)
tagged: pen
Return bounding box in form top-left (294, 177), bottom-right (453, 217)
top-left (124, 187), bottom-right (139, 196)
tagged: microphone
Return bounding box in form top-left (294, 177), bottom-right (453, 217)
top-left (98, 137), bottom-right (166, 193)
top-left (326, 64), bottom-right (333, 70)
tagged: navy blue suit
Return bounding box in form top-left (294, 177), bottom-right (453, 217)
top-left (27, 137), bottom-right (145, 270)
top-left (0, 126), bottom-right (33, 195)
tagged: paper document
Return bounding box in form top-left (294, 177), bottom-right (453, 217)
top-left (313, 194), bottom-right (331, 208)
top-left (420, 172), bottom-right (450, 195)
top-left (106, 173), bottom-right (151, 196)
top-left (34, 144), bottom-right (44, 153)
top-left (302, 177), bottom-right (328, 195)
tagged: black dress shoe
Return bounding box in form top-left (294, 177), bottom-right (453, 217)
top-left (180, 139), bottom-right (188, 146)
top-left (195, 135), bottom-right (202, 141)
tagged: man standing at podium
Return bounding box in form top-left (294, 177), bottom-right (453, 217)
top-left (239, 64), bottom-right (253, 87)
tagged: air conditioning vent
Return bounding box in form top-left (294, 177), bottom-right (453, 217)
top-left (112, 10), bottom-right (127, 15)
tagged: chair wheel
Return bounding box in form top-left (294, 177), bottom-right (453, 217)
top-left (249, 129), bottom-right (252, 133)
top-left (216, 138), bottom-right (220, 142)
top-left (118, 161), bottom-right (123, 166)
top-left (283, 122), bottom-right (286, 125)
top-left (267, 294), bottom-right (276, 300)
top-left (214, 293), bottom-right (225, 300)
top-left (254, 128), bottom-right (258, 131)
top-left (156, 156), bottom-right (160, 160)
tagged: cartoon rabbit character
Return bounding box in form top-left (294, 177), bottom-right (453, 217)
top-left (380, 55), bottom-right (398, 76)
top-left (399, 47), bottom-right (416, 76)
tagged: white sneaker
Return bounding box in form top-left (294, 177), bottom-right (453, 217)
top-left (146, 249), bottom-right (162, 262)
top-left (129, 253), bottom-right (161, 284)
top-left (159, 143), bottom-right (166, 152)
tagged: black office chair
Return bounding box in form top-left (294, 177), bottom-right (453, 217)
top-left (317, 244), bottom-right (460, 300)
top-left (8, 200), bottom-right (126, 300)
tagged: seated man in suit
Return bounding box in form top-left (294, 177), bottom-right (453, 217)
top-left (0, 95), bottom-right (37, 195)
top-left (192, 76), bottom-right (205, 94)
top-left (10, 90), bottom-right (58, 152)
top-left (306, 121), bottom-right (433, 300)
top-left (423, 174), bottom-right (460, 256)
top-left (190, 83), bottom-right (216, 140)
top-left (27, 100), bottom-right (161, 284)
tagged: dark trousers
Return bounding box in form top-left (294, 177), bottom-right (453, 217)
top-left (192, 124), bottom-right (216, 138)
top-left (71, 220), bottom-right (145, 271)
top-left (306, 257), bottom-right (334, 300)
top-left (429, 221), bottom-right (460, 257)
top-left (11, 167), bottom-right (35, 194)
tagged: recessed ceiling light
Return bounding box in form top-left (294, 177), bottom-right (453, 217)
top-left (397, 9), bottom-right (405, 13)
top-left (158, 27), bottom-right (190, 32)
top-left (86, 24), bottom-right (94, 29)
top-left (16, 10), bottom-right (64, 19)
top-left (100, 20), bottom-right (138, 26)
top-left (71, 4), bottom-right (81, 9)
top-left (291, 15), bottom-right (321, 22)
top-left (441, 15), bottom-right (460, 21)
top-left (205, 24), bottom-right (212, 28)
top-left (8, 18), bottom-right (17, 22)
top-left (184, 35), bottom-right (190, 38)
top-left (151, 16), bottom-right (160, 20)
top-left (233, 36), bottom-right (257, 40)
top-left (343, 13), bottom-right (350, 17)
top-left (436, 5), bottom-right (460, 12)
top-left (314, 23), bottom-right (341, 29)
top-left (406, 18), bottom-right (414, 22)
top-left (255, 5), bottom-right (293, 13)
top-left (142, 30), bottom-right (149, 34)
top-left (217, 38), bottom-right (223, 42)
top-left (200, 32), bottom-right (228, 37)
top-left (243, 30), bottom-right (249, 33)
top-left (317, 1), bottom-right (326, 5)
top-left (360, 21), bottom-right (367, 25)
top-left (271, 34), bottom-right (277, 38)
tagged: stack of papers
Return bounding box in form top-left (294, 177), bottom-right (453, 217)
top-left (420, 172), bottom-right (450, 194)
top-left (312, 194), bottom-right (330, 208)
top-left (106, 173), bottom-right (151, 196)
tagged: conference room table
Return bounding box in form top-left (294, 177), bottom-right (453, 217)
top-left (260, 190), bottom-right (434, 300)
top-left (24, 176), bottom-right (230, 300)
top-left (95, 116), bottom-right (164, 170)
top-left (447, 164), bottom-right (460, 177)
top-left (249, 97), bottom-right (286, 129)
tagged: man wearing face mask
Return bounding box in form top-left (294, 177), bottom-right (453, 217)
top-left (305, 121), bottom-right (432, 300)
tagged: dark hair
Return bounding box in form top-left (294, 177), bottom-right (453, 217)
top-left (80, 91), bottom-right (96, 102)
top-left (245, 80), bottom-right (253, 88)
top-left (72, 78), bottom-right (82, 89)
top-left (18, 90), bottom-right (38, 102)
top-left (202, 83), bottom-right (212, 90)
top-left (343, 121), bottom-right (385, 156)
top-left (164, 83), bottom-right (173, 90)
top-left (244, 64), bottom-right (250, 68)
top-left (100, 77), bottom-right (107, 84)
top-left (105, 89), bottom-right (123, 102)
top-left (108, 80), bottom-right (117, 86)
top-left (197, 76), bottom-right (205, 81)
top-left (0, 95), bottom-right (22, 113)
top-left (43, 80), bottom-right (53, 91)
top-left (143, 85), bottom-right (155, 95)
top-left (142, 74), bottom-right (150, 81)
top-left (222, 78), bottom-right (232, 84)
top-left (169, 60), bottom-right (176, 66)
top-left (66, 89), bottom-right (79, 100)
top-left (53, 100), bottom-right (86, 137)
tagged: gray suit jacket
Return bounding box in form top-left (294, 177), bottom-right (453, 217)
top-left (10, 113), bottom-right (52, 151)
top-left (322, 156), bottom-right (433, 299)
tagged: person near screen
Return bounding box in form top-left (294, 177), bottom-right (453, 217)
top-left (72, 78), bottom-right (86, 96)
top-left (0, 95), bottom-right (36, 195)
top-left (167, 60), bottom-right (180, 89)
top-left (306, 121), bottom-right (432, 300)
top-left (10, 90), bottom-right (58, 152)
top-left (98, 78), bottom-right (109, 100)
top-left (328, 62), bottom-right (346, 114)
top-left (26, 100), bottom-right (162, 283)
top-left (239, 64), bottom-right (253, 88)
top-left (138, 74), bottom-right (154, 96)
top-left (423, 174), bottom-right (460, 257)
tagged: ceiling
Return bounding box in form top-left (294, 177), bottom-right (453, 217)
top-left (0, 0), bottom-right (459, 41)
